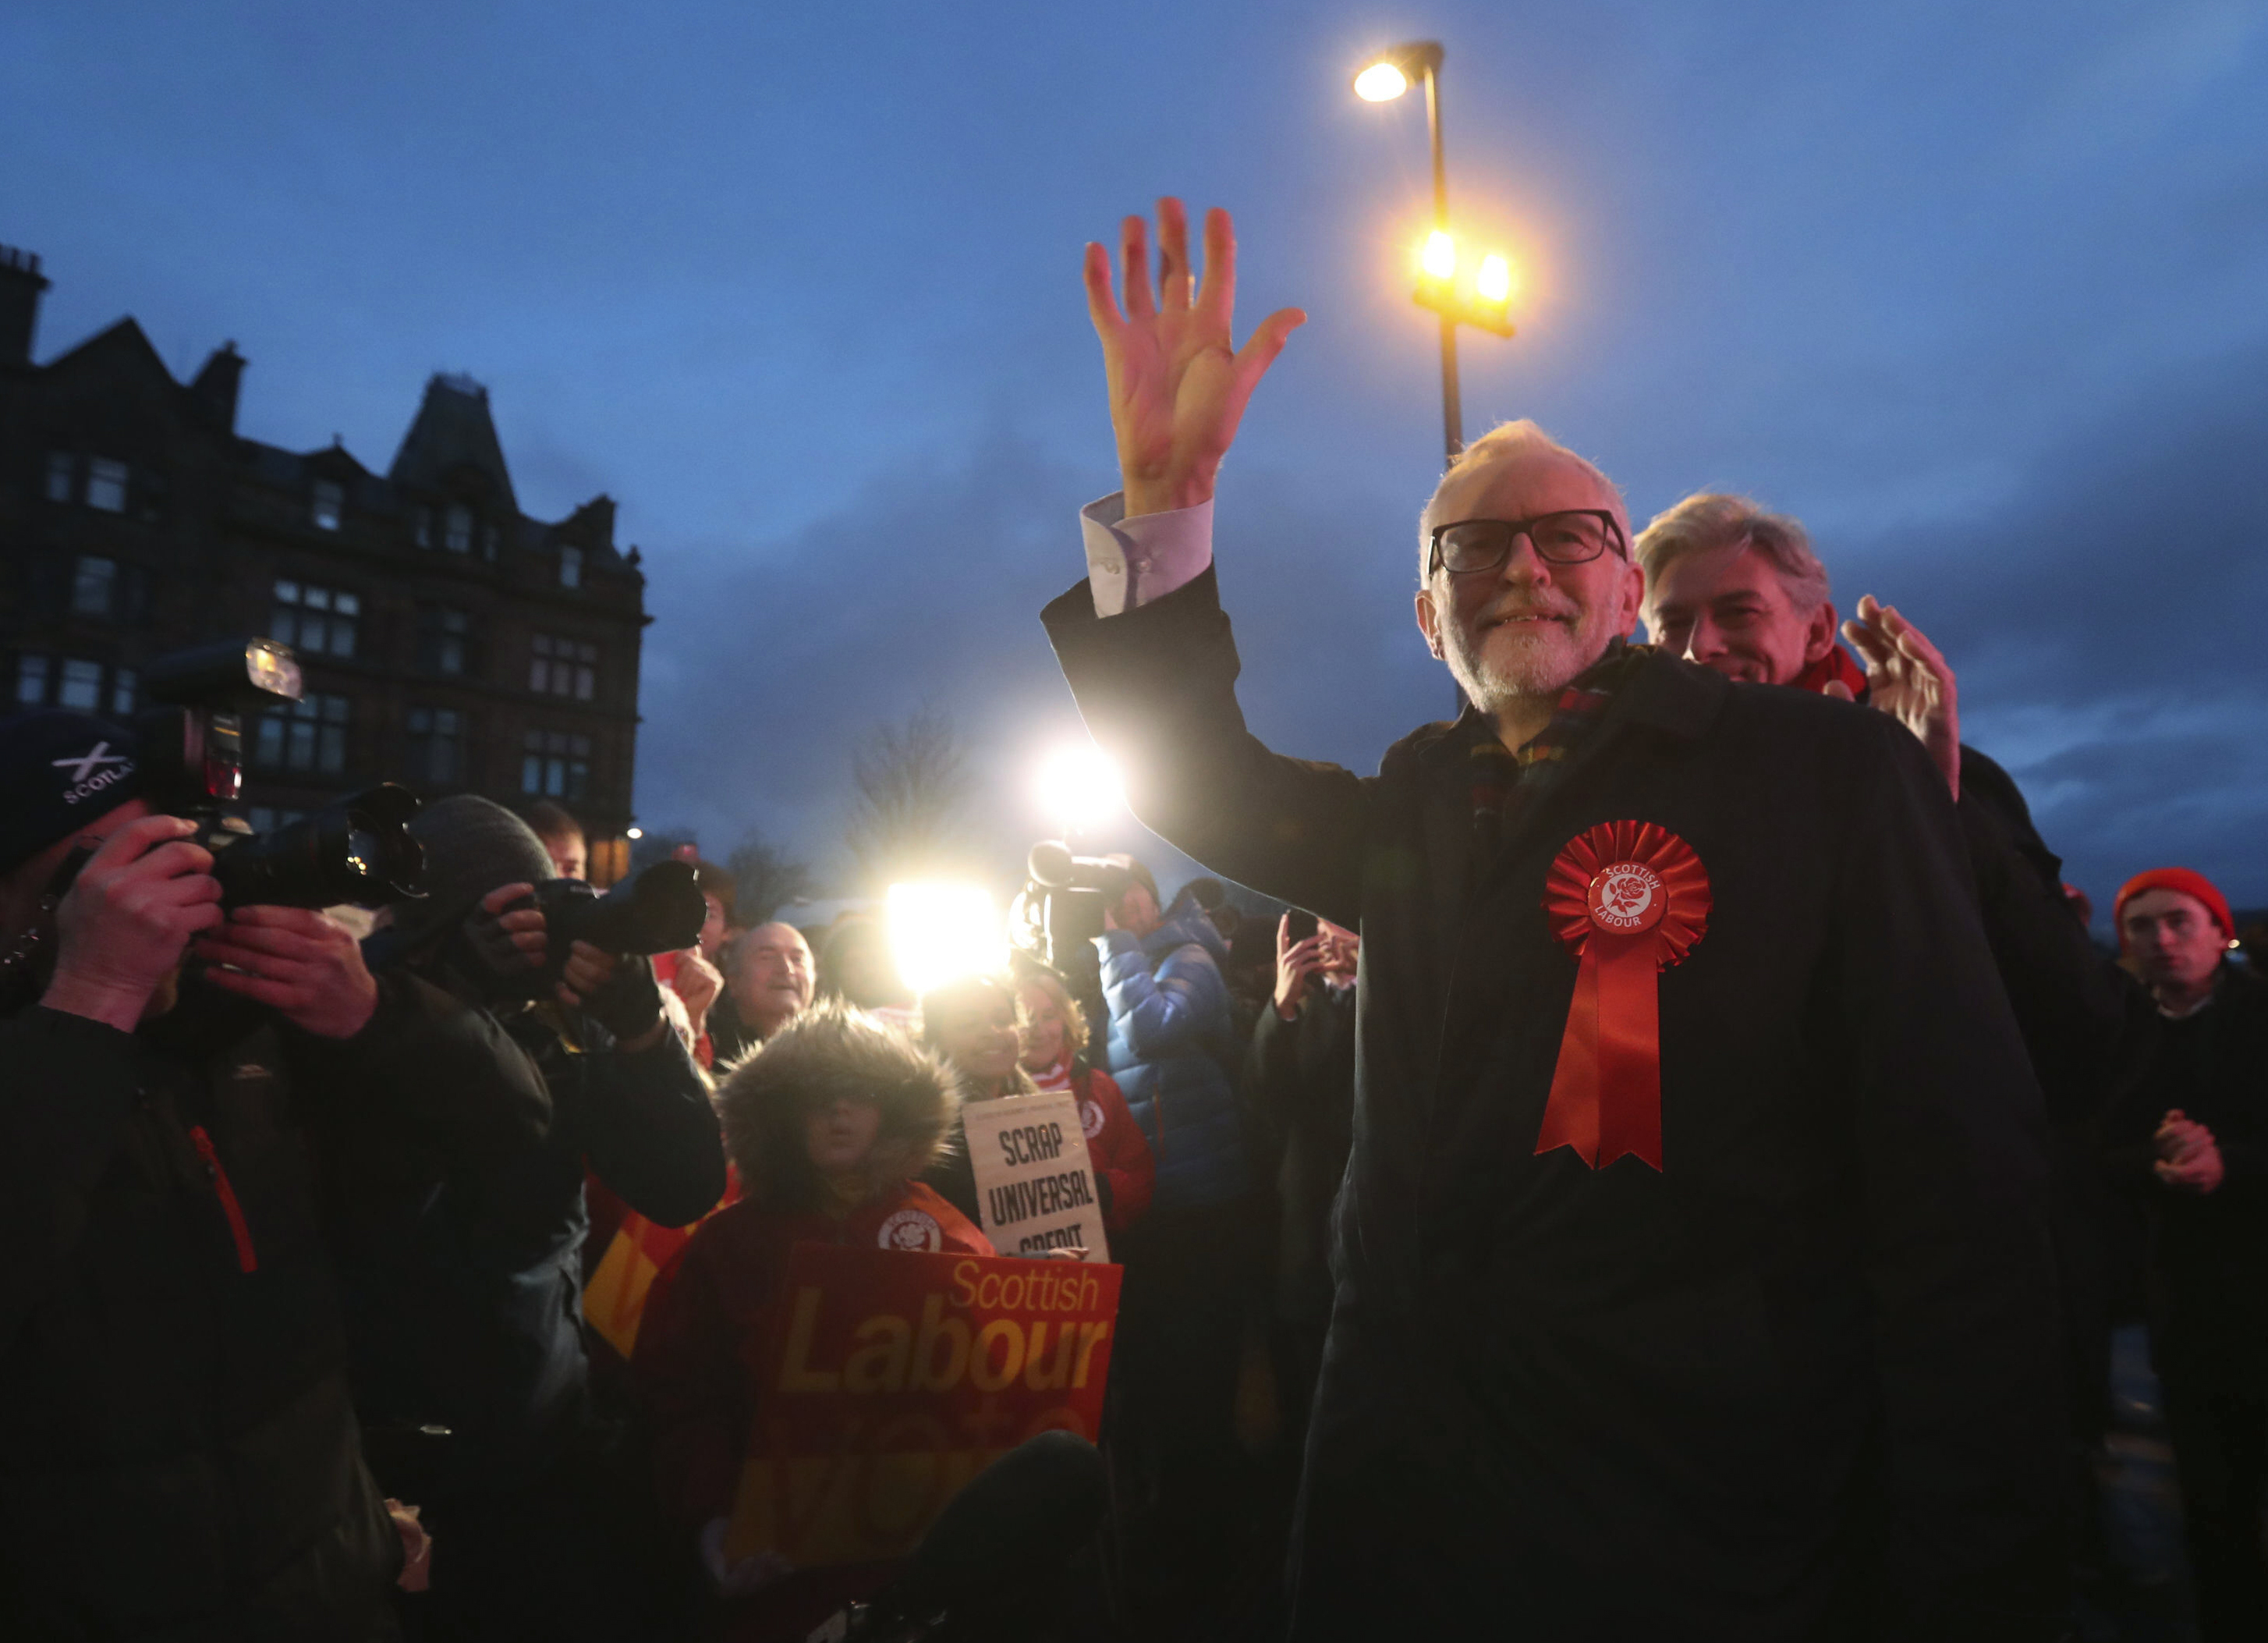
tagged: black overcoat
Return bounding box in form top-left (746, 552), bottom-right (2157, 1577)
top-left (1044, 568), bottom-right (2066, 1641)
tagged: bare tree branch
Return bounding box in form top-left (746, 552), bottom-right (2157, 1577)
top-left (841, 706), bottom-right (976, 890)
top-left (726, 829), bottom-right (818, 926)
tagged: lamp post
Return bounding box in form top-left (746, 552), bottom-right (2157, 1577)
top-left (1356, 41), bottom-right (1515, 474)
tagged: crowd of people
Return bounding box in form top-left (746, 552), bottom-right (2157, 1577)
top-left (0, 191), bottom-right (2261, 1643)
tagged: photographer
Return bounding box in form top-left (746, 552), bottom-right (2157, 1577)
top-left (351, 796), bottom-right (726, 1641)
top-left (0, 710), bottom-right (548, 1640)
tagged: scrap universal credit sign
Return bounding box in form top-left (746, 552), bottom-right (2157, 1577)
top-left (725, 1244), bottom-right (1122, 1567)
top-left (962, 1091), bottom-right (1110, 1261)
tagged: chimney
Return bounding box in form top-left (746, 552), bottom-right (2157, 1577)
top-left (0, 244), bottom-right (50, 367)
top-left (190, 341), bottom-right (246, 431)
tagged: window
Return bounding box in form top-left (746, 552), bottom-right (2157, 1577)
top-left (530, 633), bottom-right (597, 700)
top-left (15, 654), bottom-right (48, 706)
top-left (558, 545), bottom-right (583, 589)
top-left (521, 729), bottom-right (591, 800)
top-left (86, 457), bottom-right (128, 513)
top-left (445, 504), bottom-right (473, 553)
top-left (111, 668), bottom-right (137, 715)
top-left (413, 506), bottom-right (433, 548)
top-left (255, 693), bottom-right (349, 774)
top-left (271, 579), bottom-right (360, 658)
top-left (44, 452), bottom-right (73, 503)
top-left (482, 524), bottom-right (500, 561)
top-left (58, 658), bottom-right (103, 710)
top-left (406, 707), bottom-right (465, 786)
top-left (311, 480), bottom-right (343, 531)
top-left (418, 605), bottom-right (471, 676)
top-left (246, 806), bottom-right (308, 835)
top-left (70, 555), bottom-right (117, 618)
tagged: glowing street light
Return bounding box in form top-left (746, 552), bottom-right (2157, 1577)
top-left (1353, 41), bottom-right (1518, 466)
top-left (886, 881), bottom-right (1004, 999)
top-left (1036, 744), bottom-right (1124, 839)
top-left (1353, 61), bottom-right (1409, 101)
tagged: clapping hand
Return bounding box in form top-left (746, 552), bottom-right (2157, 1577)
top-left (2154, 1109), bottom-right (2227, 1195)
top-left (1084, 199), bottom-right (1304, 518)
top-left (1836, 595), bottom-right (1961, 800)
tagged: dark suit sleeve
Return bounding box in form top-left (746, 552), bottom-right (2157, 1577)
top-left (1829, 718), bottom-right (2065, 1639)
top-left (287, 971), bottom-right (552, 1165)
top-left (0, 1008), bottom-right (143, 1344)
top-left (1043, 567), bottom-right (1370, 929)
top-left (579, 1029), bottom-right (728, 1228)
top-left (1955, 749), bottom-right (2131, 1125)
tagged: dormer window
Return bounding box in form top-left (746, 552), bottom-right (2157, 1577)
top-left (312, 480), bottom-right (344, 531)
top-left (413, 506), bottom-right (433, 548)
top-left (445, 504), bottom-right (473, 553)
top-left (482, 524), bottom-right (500, 561)
top-left (559, 546), bottom-right (583, 589)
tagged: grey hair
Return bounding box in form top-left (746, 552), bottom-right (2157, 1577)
top-left (1634, 492), bottom-right (1831, 619)
top-left (1416, 419), bottom-right (1632, 583)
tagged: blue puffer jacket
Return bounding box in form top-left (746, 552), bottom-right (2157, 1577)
top-left (1095, 891), bottom-right (1249, 1211)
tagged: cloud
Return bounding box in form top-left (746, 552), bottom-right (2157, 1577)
top-left (1834, 339), bottom-right (2268, 904)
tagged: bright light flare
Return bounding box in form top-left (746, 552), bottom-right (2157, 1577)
top-left (1420, 230), bottom-right (1457, 281)
top-left (887, 882), bottom-right (1004, 999)
top-left (1353, 61), bottom-right (1409, 101)
top-left (1037, 744), bottom-right (1125, 833)
top-left (1476, 254), bottom-right (1514, 303)
top-left (625, 826), bottom-right (643, 840)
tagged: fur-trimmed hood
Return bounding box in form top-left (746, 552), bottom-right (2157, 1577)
top-left (717, 999), bottom-right (964, 1211)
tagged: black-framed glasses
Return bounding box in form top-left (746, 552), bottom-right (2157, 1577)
top-left (1427, 511), bottom-right (1627, 576)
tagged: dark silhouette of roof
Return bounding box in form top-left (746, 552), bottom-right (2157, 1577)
top-left (388, 371), bottom-right (516, 511)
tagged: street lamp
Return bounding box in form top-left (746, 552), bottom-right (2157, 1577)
top-left (1354, 41), bottom-right (1517, 471)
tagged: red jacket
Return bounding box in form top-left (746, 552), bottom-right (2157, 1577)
top-left (635, 1181), bottom-right (992, 1529)
top-left (1070, 1066), bottom-right (1155, 1234)
top-left (634, 1182), bottom-right (990, 1641)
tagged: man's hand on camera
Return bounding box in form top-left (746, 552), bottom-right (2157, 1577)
top-left (44, 814), bottom-right (225, 1032)
top-left (193, 906), bottom-right (381, 1039)
top-left (464, 882), bottom-right (547, 981)
top-left (559, 942), bottom-right (667, 1050)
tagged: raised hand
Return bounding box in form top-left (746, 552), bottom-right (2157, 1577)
top-left (1084, 198), bottom-right (1305, 517)
top-left (1841, 594), bottom-right (1961, 800)
top-left (1274, 913), bottom-right (1329, 1021)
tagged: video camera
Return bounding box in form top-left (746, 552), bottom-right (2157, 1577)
top-left (134, 638), bottom-right (424, 910)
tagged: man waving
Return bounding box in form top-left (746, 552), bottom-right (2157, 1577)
top-left (1041, 200), bottom-right (2065, 1641)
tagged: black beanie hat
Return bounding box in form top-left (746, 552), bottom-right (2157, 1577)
top-left (394, 794), bottom-right (555, 937)
top-left (0, 711), bottom-right (144, 878)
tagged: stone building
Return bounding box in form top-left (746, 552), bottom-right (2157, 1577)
top-left (0, 243), bottom-right (647, 881)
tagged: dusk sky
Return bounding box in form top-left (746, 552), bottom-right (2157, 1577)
top-left (7, 2), bottom-right (2265, 917)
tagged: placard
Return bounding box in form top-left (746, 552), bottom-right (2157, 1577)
top-left (960, 1090), bottom-right (1111, 1262)
top-left (725, 1243), bottom-right (1122, 1567)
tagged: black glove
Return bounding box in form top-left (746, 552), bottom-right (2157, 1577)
top-left (461, 895), bottom-right (539, 988)
top-left (582, 951), bottom-right (664, 1043)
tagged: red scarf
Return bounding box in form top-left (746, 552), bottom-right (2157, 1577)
top-left (1792, 644), bottom-right (1868, 700)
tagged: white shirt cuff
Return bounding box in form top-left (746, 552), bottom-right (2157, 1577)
top-left (1079, 494), bottom-right (1214, 617)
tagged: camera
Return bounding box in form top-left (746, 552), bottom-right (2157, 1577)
top-left (488, 860), bottom-right (708, 998)
top-left (530, 860), bottom-right (707, 959)
top-left (1009, 841), bottom-right (1139, 1031)
top-left (135, 637), bottom-right (424, 910)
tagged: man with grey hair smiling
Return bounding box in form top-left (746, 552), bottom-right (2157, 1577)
top-left (1043, 198), bottom-right (2065, 1639)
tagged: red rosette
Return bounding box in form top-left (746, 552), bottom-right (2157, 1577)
top-left (1533, 820), bottom-right (1710, 1171)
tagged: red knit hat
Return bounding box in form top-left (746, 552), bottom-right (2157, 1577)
top-left (2114, 868), bottom-right (2234, 940)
